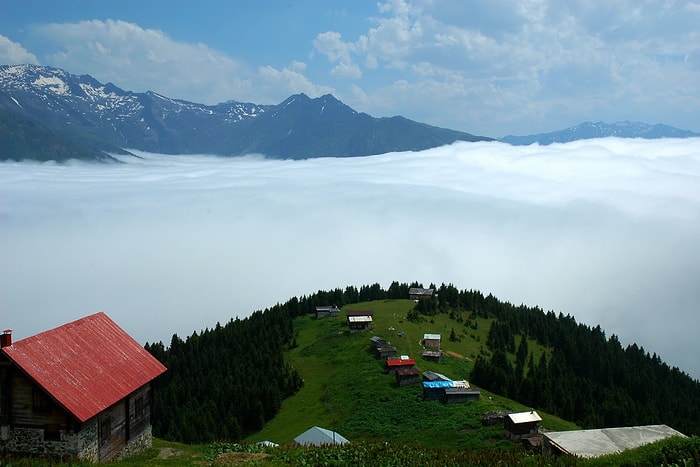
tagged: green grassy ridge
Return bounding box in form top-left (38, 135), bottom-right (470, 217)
top-left (6, 298), bottom-right (700, 465)
top-left (245, 299), bottom-right (576, 448)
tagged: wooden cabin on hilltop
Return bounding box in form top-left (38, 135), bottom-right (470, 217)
top-left (504, 411), bottom-right (542, 440)
top-left (315, 306), bottom-right (340, 319)
top-left (385, 356), bottom-right (416, 374)
top-left (409, 288), bottom-right (434, 300)
top-left (0, 313), bottom-right (167, 463)
top-left (346, 310), bottom-right (373, 332)
top-left (395, 367), bottom-right (421, 386)
top-left (422, 333), bottom-right (441, 351)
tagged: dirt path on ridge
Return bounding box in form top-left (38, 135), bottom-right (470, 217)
top-left (444, 350), bottom-right (469, 360)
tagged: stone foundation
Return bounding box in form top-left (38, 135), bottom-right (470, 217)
top-left (76, 420), bottom-right (99, 463)
top-left (115, 426), bottom-right (152, 461)
top-left (0, 422), bottom-right (152, 463)
top-left (0, 426), bottom-right (80, 461)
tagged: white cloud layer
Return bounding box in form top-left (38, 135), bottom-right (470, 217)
top-left (1, 139), bottom-right (699, 380)
top-left (0, 34), bottom-right (39, 65)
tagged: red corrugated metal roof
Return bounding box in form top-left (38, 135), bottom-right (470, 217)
top-left (1, 312), bottom-right (167, 423)
top-left (386, 358), bottom-right (416, 367)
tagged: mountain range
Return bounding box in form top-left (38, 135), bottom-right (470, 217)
top-left (499, 121), bottom-right (700, 145)
top-left (0, 64), bottom-right (489, 162)
top-left (1, 64), bottom-right (697, 162)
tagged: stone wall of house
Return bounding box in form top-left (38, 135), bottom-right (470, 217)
top-left (0, 426), bottom-right (81, 461)
top-left (77, 419), bottom-right (99, 463)
top-left (114, 425), bottom-right (153, 461)
top-left (0, 420), bottom-right (151, 463)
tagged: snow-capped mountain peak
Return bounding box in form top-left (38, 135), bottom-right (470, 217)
top-left (1, 64), bottom-right (490, 161)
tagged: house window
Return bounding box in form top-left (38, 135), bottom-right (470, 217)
top-left (99, 415), bottom-right (112, 445)
top-left (32, 387), bottom-right (51, 413)
top-left (134, 396), bottom-right (144, 421)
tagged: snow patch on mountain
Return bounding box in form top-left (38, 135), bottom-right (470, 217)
top-left (78, 83), bottom-right (142, 114)
top-left (33, 75), bottom-right (70, 95)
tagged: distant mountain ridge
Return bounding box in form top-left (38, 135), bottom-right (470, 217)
top-left (500, 121), bottom-right (700, 145)
top-left (2, 64), bottom-right (696, 162)
top-left (0, 64), bottom-right (491, 162)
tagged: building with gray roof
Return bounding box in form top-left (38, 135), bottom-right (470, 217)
top-left (543, 424), bottom-right (686, 458)
top-left (294, 426), bottom-right (349, 446)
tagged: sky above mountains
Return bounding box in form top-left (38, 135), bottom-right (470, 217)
top-left (1, 0), bottom-right (699, 137)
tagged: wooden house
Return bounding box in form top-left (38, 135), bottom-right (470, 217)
top-left (369, 336), bottom-right (389, 349)
top-left (422, 381), bottom-right (452, 400)
top-left (422, 379), bottom-right (478, 403)
top-left (346, 310), bottom-right (373, 332)
top-left (504, 411), bottom-right (542, 440)
top-left (0, 313), bottom-right (167, 463)
top-left (444, 387), bottom-right (481, 403)
top-left (421, 350), bottom-right (442, 362)
top-left (376, 346), bottom-right (397, 358)
top-left (408, 287), bottom-right (434, 300)
top-left (385, 356), bottom-right (416, 374)
top-left (395, 368), bottom-right (421, 386)
top-left (315, 306), bottom-right (340, 319)
top-left (422, 333), bottom-right (441, 351)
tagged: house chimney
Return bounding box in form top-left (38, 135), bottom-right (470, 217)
top-left (1, 329), bottom-right (11, 348)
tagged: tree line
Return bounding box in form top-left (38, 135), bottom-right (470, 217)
top-left (425, 283), bottom-right (700, 436)
top-left (145, 305), bottom-right (302, 442)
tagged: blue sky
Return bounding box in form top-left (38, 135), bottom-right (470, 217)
top-left (1, 0), bottom-right (699, 137)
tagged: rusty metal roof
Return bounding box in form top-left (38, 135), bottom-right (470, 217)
top-left (1, 312), bottom-right (167, 423)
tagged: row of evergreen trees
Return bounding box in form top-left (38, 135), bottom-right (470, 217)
top-left (145, 305), bottom-right (303, 442)
top-left (145, 281), bottom-right (700, 443)
top-left (425, 283), bottom-right (700, 436)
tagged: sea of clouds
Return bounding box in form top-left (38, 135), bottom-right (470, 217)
top-left (1, 138), bottom-right (699, 379)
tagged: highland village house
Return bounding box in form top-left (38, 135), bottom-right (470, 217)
top-left (0, 313), bottom-right (166, 462)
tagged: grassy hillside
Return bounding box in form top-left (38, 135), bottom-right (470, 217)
top-left (5, 298), bottom-right (699, 466)
top-left (245, 299), bottom-right (577, 448)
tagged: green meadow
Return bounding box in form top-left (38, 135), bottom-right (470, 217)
top-left (245, 299), bottom-right (576, 448)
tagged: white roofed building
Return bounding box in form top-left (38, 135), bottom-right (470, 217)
top-left (346, 310), bottom-right (373, 332)
top-left (422, 333), bottom-right (441, 350)
top-left (504, 411), bottom-right (542, 440)
top-left (294, 426), bottom-right (349, 446)
top-left (543, 424), bottom-right (686, 458)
